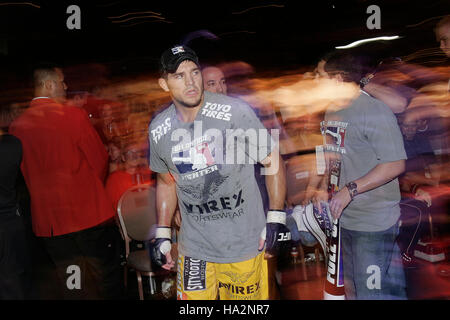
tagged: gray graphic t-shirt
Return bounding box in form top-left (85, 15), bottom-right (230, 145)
top-left (149, 91), bottom-right (274, 263)
top-left (322, 92), bottom-right (407, 232)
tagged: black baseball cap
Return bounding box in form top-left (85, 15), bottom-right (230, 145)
top-left (159, 45), bottom-right (200, 75)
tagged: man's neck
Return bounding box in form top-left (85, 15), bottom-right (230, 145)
top-left (174, 97), bottom-right (204, 123)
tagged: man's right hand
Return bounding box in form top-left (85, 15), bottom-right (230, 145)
top-left (415, 188), bottom-right (432, 207)
top-left (303, 187), bottom-right (328, 211)
top-left (149, 226), bottom-right (175, 270)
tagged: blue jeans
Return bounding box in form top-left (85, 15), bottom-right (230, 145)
top-left (341, 223), bottom-right (407, 300)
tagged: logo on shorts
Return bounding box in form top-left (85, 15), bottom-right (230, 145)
top-left (184, 257), bottom-right (207, 291)
top-left (221, 270), bottom-right (254, 284)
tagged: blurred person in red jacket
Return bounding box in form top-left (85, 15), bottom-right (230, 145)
top-left (9, 65), bottom-right (123, 300)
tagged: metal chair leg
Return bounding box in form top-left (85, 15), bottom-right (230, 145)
top-left (124, 265), bottom-right (128, 289)
top-left (136, 271), bottom-right (144, 300)
top-left (149, 274), bottom-right (156, 295)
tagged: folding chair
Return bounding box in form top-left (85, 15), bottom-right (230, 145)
top-left (116, 184), bottom-right (159, 300)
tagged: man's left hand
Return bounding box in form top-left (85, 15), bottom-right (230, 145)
top-left (258, 210), bottom-right (291, 259)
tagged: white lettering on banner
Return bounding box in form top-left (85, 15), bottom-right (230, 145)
top-left (326, 244), bottom-right (337, 284)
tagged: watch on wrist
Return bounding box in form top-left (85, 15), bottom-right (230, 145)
top-left (359, 74), bottom-right (374, 89)
top-left (346, 181), bottom-right (358, 200)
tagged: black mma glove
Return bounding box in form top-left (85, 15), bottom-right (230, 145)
top-left (261, 210), bottom-right (292, 256)
top-left (149, 226), bottom-right (172, 267)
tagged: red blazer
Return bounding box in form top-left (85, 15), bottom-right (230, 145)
top-left (10, 98), bottom-right (115, 237)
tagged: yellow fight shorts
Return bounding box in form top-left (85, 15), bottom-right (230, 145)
top-left (176, 251), bottom-right (269, 300)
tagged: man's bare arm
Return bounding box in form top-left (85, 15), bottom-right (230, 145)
top-left (259, 149), bottom-right (288, 258)
top-left (156, 172), bottom-right (178, 226)
top-left (153, 172), bottom-right (178, 270)
top-left (261, 149), bottom-right (286, 210)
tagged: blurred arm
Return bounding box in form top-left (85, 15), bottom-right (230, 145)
top-left (364, 82), bottom-right (408, 114)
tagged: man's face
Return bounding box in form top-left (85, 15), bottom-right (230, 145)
top-left (50, 68), bottom-right (68, 100)
top-left (108, 143), bottom-right (121, 161)
top-left (160, 60), bottom-right (203, 108)
top-left (436, 24), bottom-right (450, 57)
top-left (401, 119), bottom-right (419, 140)
top-left (202, 67), bottom-right (227, 95)
top-left (123, 144), bottom-right (147, 173)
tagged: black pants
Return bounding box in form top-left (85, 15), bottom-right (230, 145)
top-left (0, 213), bottom-right (27, 299)
top-left (42, 221), bottom-right (124, 300)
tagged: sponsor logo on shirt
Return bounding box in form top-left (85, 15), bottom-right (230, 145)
top-left (173, 141), bottom-right (216, 173)
top-left (151, 117), bottom-right (171, 144)
top-left (182, 190), bottom-right (247, 225)
top-left (320, 120), bottom-right (348, 154)
top-left (170, 121), bottom-right (279, 177)
top-left (182, 189), bottom-right (245, 214)
top-left (201, 102), bottom-right (232, 121)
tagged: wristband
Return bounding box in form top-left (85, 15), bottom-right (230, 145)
top-left (267, 210), bottom-right (286, 225)
top-left (346, 181), bottom-right (358, 200)
top-left (359, 74), bottom-right (374, 89)
top-left (156, 226), bottom-right (172, 239)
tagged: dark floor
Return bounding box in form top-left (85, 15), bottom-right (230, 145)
top-left (25, 232), bottom-right (176, 300)
top-left (276, 234), bottom-right (450, 300)
top-left (22, 213), bottom-right (450, 300)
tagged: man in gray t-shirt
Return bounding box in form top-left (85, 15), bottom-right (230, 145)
top-left (322, 91), bottom-right (406, 232)
top-left (309, 53), bottom-right (407, 299)
top-left (148, 45), bottom-right (289, 300)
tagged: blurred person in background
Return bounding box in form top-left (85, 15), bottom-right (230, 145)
top-left (202, 66), bottom-right (228, 95)
top-left (99, 101), bottom-right (130, 144)
top-left (435, 15), bottom-right (450, 59)
top-left (107, 136), bottom-right (124, 174)
top-left (0, 106), bottom-right (28, 299)
top-left (9, 65), bottom-right (123, 300)
top-left (308, 53), bottom-right (407, 299)
top-left (106, 139), bottom-right (154, 210)
top-left (396, 111), bottom-right (441, 268)
top-left (316, 53), bottom-right (409, 115)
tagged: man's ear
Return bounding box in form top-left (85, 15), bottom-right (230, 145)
top-left (158, 78), bottom-right (169, 92)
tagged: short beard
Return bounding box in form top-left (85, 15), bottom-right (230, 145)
top-left (174, 92), bottom-right (203, 109)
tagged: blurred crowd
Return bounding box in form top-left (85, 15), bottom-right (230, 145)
top-left (0, 15), bottom-right (449, 300)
